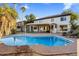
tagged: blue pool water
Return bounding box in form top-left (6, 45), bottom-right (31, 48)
top-left (0, 35), bottom-right (72, 46)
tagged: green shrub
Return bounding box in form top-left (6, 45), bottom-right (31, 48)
top-left (11, 29), bottom-right (16, 34)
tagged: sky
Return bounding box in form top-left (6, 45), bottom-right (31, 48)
top-left (1, 3), bottom-right (79, 22)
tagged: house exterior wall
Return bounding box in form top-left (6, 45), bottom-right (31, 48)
top-left (34, 15), bottom-right (71, 33)
top-left (53, 15), bottom-right (71, 32)
top-left (34, 15), bottom-right (70, 25)
top-left (34, 19), bottom-right (51, 23)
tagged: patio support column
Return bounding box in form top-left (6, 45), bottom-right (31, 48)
top-left (53, 24), bottom-right (56, 33)
top-left (29, 25), bottom-right (32, 32)
top-left (38, 25), bottom-right (39, 32)
top-left (49, 24), bottom-right (51, 33)
top-left (57, 25), bottom-right (60, 33)
top-left (25, 25), bottom-right (26, 32)
top-left (67, 25), bottom-right (70, 32)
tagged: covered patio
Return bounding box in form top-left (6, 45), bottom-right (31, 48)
top-left (26, 23), bottom-right (57, 33)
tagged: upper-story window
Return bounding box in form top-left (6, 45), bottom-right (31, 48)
top-left (61, 16), bottom-right (66, 21)
top-left (51, 18), bottom-right (54, 22)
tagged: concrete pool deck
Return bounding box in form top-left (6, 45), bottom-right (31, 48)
top-left (30, 38), bottom-right (77, 56)
top-left (0, 33), bottom-right (77, 56)
top-left (0, 43), bottom-right (33, 56)
top-left (77, 39), bottom-right (79, 56)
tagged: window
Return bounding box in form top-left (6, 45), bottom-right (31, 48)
top-left (17, 26), bottom-right (21, 28)
top-left (61, 16), bottom-right (66, 21)
top-left (60, 25), bottom-right (68, 31)
top-left (51, 18), bottom-right (54, 22)
top-left (33, 26), bottom-right (37, 29)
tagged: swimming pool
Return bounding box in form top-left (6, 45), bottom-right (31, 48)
top-left (0, 35), bottom-right (72, 46)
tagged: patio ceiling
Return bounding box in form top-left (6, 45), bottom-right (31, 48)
top-left (26, 23), bottom-right (57, 26)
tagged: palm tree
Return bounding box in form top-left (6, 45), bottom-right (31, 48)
top-left (21, 6), bottom-right (26, 20)
top-left (20, 6), bottom-right (26, 32)
top-left (62, 9), bottom-right (72, 14)
top-left (0, 3), bottom-right (18, 37)
top-left (25, 14), bottom-right (36, 23)
top-left (25, 14), bottom-right (36, 32)
top-left (62, 10), bottom-right (79, 20)
top-left (13, 3), bottom-right (17, 9)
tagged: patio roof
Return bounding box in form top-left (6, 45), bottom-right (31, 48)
top-left (26, 23), bottom-right (56, 25)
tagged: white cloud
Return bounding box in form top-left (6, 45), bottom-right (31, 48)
top-left (24, 5), bottom-right (29, 9)
top-left (63, 3), bottom-right (73, 10)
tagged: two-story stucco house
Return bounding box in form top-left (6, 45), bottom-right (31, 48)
top-left (26, 13), bottom-right (71, 33)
